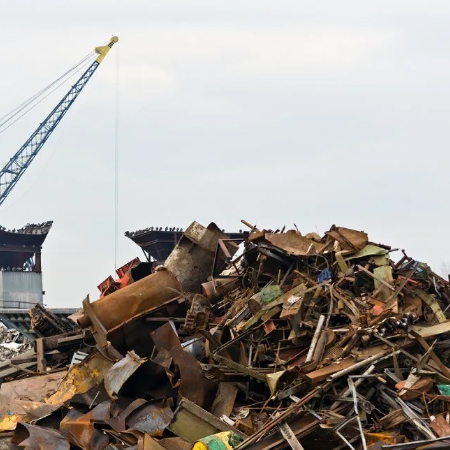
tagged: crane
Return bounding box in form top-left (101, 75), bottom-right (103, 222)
top-left (0, 36), bottom-right (119, 208)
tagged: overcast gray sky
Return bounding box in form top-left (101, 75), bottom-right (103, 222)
top-left (1, 1), bottom-right (450, 307)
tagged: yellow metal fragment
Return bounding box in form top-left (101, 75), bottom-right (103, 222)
top-left (46, 351), bottom-right (113, 405)
top-left (0, 414), bottom-right (27, 432)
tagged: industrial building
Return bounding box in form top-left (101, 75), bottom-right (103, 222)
top-left (0, 221), bottom-right (52, 309)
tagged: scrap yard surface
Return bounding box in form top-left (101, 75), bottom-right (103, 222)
top-left (1, 220), bottom-right (450, 450)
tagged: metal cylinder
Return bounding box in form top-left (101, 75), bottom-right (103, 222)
top-left (77, 268), bottom-right (181, 331)
top-left (201, 278), bottom-right (239, 301)
top-left (305, 314), bottom-right (326, 363)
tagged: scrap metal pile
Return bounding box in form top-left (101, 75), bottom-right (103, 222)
top-left (0, 328), bottom-right (30, 362)
top-left (3, 220), bottom-right (450, 450)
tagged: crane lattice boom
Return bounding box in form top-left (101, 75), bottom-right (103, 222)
top-left (0, 36), bottom-right (118, 207)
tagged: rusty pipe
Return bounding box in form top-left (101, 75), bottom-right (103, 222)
top-left (305, 314), bottom-right (325, 363)
top-left (77, 268), bottom-right (181, 331)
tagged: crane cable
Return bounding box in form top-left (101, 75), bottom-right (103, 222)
top-left (114, 40), bottom-right (120, 270)
top-left (0, 50), bottom-right (97, 135)
top-left (0, 50), bottom-right (96, 124)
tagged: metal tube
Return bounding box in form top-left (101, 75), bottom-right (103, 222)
top-left (77, 268), bottom-right (181, 331)
top-left (328, 351), bottom-right (399, 381)
top-left (349, 378), bottom-right (367, 450)
top-left (305, 314), bottom-right (325, 363)
top-left (381, 436), bottom-right (450, 449)
top-left (330, 365), bottom-right (376, 410)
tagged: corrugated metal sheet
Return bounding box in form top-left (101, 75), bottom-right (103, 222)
top-left (0, 272), bottom-right (43, 309)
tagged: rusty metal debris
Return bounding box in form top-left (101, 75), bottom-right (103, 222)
top-left (0, 326), bottom-right (31, 363)
top-left (4, 220), bottom-right (450, 449)
top-left (29, 303), bottom-right (75, 337)
top-left (11, 422), bottom-right (70, 449)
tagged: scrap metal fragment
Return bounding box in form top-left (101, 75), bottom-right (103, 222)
top-left (184, 294), bottom-right (211, 333)
top-left (169, 398), bottom-right (245, 443)
top-left (139, 434), bottom-right (167, 450)
top-left (326, 226), bottom-right (368, 251)
top-left (159, 437), bottom-right (196, 450)
top-left (46, 351), bottom-right (113, 405)
top-left (264, 231), bottom-right (325, 256)
top-left (327, 351), bottom-right (398, 382)
top-left (430, 414), bottom-right (450, 437)
top-left (0, 371), bottom-right (64, 430)
top-left (380, 436), bottom-right (450, 449)
top-left (305, 360), bottom-right (355, 384)
top-left (129, 402), bottom-right (172, 435)
top-left (104, 351), bottom-right (145, 399)
top-left (165, 222), bottom-right (237, 293)
top-left (348, 377), bottom-right (367, 450)
top-left (151, 322), bottom-right (216, 407)
top-left (414, 289), bottom-right (447, 324)
top-left (0, 370), bottom-right (67, 403)
top-left (59, 400), bottom-right (111, 450)
top-left (243, 415), bottom-right (319, 450)
top-left (30, 303), bottom-right (74, 337)
top-left (380, 388), bottom-right (435, 439)
top-left (409, 321), bottom-right (450, 338)
top-left (211, 382), bottom-right (239, 418)
top-left (11, 423), bottom-right (70, 450)
top-left (278, 421), bottom-right (305, 450)
top-left (330, 364), bottom-right (376, 410)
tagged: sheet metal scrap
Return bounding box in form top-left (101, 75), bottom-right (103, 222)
top-left (10, 423), bottom-right (70, 450)
top-left (150, 322), bottom-right (216, 408)
top-left (59, 400), bottom-right (111, 450)
top-left (46, 351), bottom-right (113, 405)
top-left (97, 257), bottom-right (152, 297)
top-left (118, 399), bottom-right (173, 436)
top-left (104, 351), bottom-right (146, 399)
top-left (7, 220), bottom-right (450, 450)
top-left (0, 371), bottom-right (66, 431)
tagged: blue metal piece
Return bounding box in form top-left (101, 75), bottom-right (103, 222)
top-left (0, 60), bottom-right (100, 207)
top-left (318, 268), bottom-right (333, 283)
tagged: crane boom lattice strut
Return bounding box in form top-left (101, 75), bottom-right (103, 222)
top-left (0, 36), bottom-right (118, 207)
